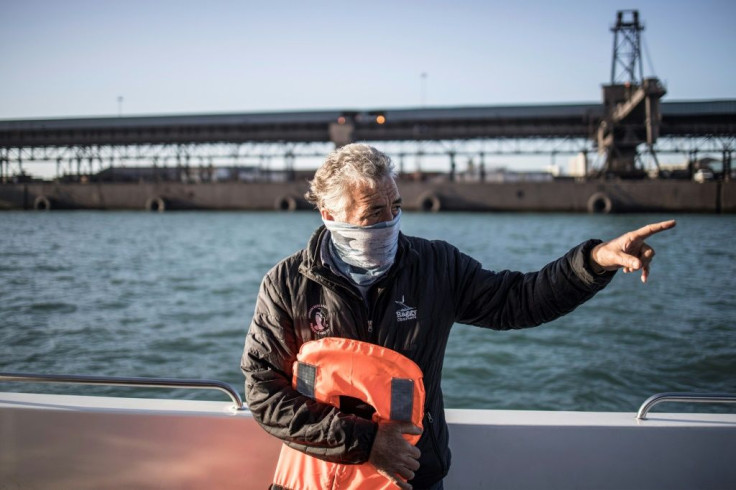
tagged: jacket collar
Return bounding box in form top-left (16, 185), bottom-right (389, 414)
top-left (299, 225), bottom-right (418, 288)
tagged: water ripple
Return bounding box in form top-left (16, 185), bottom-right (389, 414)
top-left (1, 211), bottom-right (734, 412)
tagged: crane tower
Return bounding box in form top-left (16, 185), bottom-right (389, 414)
top-left (596, 10), bottom-right (666, 177)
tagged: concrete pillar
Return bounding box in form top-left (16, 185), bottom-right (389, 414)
top-left (724, 149), bottom-right (732, 182)
top-left (480, 152), bottom-right (486, 182)
top-left (285, 152), bottom-right (295, 182)
top-left (449, 152), bottom-right (456, 182)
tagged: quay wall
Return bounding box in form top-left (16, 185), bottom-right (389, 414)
top-left (0, 180), bottom-right (733, 213)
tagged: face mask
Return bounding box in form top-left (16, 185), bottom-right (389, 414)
top-left (322, 210), bottom-right (401, 284)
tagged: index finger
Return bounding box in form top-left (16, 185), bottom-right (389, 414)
top-left (629, 219), bottom-right (677, 240)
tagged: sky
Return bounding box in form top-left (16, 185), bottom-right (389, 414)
top-left (1, 0), bottom-right (735, 120)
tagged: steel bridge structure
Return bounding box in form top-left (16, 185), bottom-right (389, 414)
top-left (2, 9), bottom-right (734, 182)
top-left (0, 99), bottom-right (734, 182)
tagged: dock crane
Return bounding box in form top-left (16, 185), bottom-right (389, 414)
top-left (596, 10), bottom-right (667, 177)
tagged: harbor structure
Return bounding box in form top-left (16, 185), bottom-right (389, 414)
top-left (0, 10), bottom-right (734, 212)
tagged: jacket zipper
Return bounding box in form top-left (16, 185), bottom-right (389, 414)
top-left (425, 411), bottom-right (446, 474)
top-left (365, 288), bottom-right (381, 339)
top-left (361, 295), bottom-right (372, 340)
top-left (366, 284), bottom-right (389, 340)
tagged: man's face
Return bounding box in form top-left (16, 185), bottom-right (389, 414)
top-left (322, 176), bottom-right (402, 226)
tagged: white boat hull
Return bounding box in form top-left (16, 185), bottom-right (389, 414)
top-left (1, 392), bottom-right (734, 489)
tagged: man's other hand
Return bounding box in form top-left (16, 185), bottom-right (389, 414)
top-left (369, 420), bottom-right (422, 489)
top-left (590, 219), bottom-right (676, 283)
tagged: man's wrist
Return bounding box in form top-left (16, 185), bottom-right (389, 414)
top-left (587, 248), bottom-right (607, 275)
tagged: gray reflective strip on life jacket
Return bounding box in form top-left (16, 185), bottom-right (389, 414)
top-left (296, 362), bottom-right (316, 399)
top-left (295, 362), bottom-right (416, 423)
top-left (390, 378), bottom-right (414, 422)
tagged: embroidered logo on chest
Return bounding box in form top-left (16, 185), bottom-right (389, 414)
top-left (395, 295), bottom-right (417, 322)
top-left (308, 304), bottom-right (330, 334)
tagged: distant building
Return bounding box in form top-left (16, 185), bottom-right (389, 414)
top-left (568, 153), bottom-right (588, 177)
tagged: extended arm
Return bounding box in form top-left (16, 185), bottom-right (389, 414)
top-left (452, 220), bottom-right (675, 329)
top-left (453, 239), bottom-right (615, 330)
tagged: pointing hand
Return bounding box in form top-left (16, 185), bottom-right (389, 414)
top-left (590, 220), bottom-right (676, 283)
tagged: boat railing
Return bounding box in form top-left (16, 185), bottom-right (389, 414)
top-left (0, 372), bottom-right (245, 411)
top-left (4, 375), bottom-right (734, 420)
top-left (637, 392), bottom-right (736, 420)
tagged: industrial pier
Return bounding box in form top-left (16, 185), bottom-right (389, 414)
top-left (1, 10), bottom-right (734, 213)
top-left (2, 178), bottom-right (734, 214)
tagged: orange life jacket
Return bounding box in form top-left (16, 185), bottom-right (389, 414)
top-left (271, 337), bottom-right (425, 490)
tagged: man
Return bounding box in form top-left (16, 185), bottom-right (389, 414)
top-left (241, 143), bottom-right (675, 489)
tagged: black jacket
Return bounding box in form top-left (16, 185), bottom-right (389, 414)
top-left (242, 226), bottom-right (614, 487)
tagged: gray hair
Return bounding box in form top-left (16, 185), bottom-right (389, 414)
top-left (305, 143), bottom-right (396, 219)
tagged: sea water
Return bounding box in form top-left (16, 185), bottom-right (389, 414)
top-left (1, 211), bottom-right (734, 413)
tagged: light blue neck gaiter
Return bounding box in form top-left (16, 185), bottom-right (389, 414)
top-left (322, 210), bottom-right (401, 286)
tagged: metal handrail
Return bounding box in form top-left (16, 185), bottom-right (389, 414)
top-left (0, 372), bottom-right (244, 411)
top-left (637, 392), bottom-right (736, 420)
